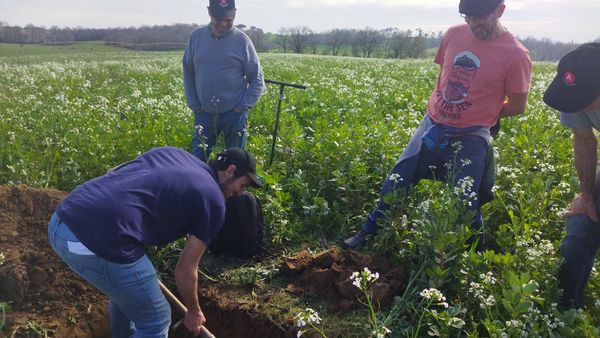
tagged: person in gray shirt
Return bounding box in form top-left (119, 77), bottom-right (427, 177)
top-left (183, 0), bottom-right (265, 162)
top-left (543, 42), bottom-right (600, 309)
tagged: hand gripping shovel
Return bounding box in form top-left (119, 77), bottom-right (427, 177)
top-left (158, 280), bottom-right (216, 338)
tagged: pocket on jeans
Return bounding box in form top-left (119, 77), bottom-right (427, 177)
top-left (63, 252), bottom-right (109, 285)
top-left (79, 265), bottom-right (109, 285)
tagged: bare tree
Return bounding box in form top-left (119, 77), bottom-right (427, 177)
top-left (308, 31), bottom-right (318, 54)
top-left (276, 27), bottom-right (290, 53)
top-left (326, 28), bottom-right (350, 56)
top-left (288, 26), bottom-right (313, 54)
top-left (355, 26), bottom-right (381, 58)
top-left (245, 26), bottom-right (266, 52)
top-left (388, 30), bottom-right (413, 58)
top-left (411, 29), bottom-right (427, 58)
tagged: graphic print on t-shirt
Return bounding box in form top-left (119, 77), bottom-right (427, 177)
top-left (435, 51), bottom-right (480, 120)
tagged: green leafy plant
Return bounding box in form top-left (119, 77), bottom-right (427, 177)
top-left (0, 301), bottom-right (11, 332)
top-left (349, 267), bottom-right (391, 338)
top-left (22, 321), bottom-right (50, 337)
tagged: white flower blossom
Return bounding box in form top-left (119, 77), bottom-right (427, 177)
top-left (420, 288), bottom-right (446, 302)
top-left (388, 173), bottom-right (404, 184)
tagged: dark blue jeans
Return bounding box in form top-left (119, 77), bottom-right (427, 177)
top-left (192, 109), bottom-right (248, 162)
top-left (363, 135), bottom-right (488, 248)
top-left (558, 204), bottom-right (600, 308)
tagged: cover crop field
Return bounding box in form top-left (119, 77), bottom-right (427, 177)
top-left (0, 42), bottom-right (598, 337)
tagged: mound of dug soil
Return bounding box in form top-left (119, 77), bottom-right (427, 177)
top-left (0, 185), bottom-right (111, 337)
top-left (282, 247), bottom-right (407, 310)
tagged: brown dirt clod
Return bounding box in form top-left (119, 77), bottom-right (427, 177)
top-left (281, 246), bottom-right (408, 310)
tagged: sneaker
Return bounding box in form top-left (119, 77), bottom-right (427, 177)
top-left (343, 230), bottom-right (371, 249)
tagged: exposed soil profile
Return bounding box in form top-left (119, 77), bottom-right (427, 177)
top-left (0, 185), bottom-right (110, 337)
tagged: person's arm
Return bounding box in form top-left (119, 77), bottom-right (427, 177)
top-left (235, 38), bottom-right (264, 112)
top-left (499, 91), bottom-right (528, 118)
top-left (183, 36), bottom-right (202, 113)
top-left (175, 235), bottom-right (207, 335)
top-left (565, 126), bottom-right (599, 221)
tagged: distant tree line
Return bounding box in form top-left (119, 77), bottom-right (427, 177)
top-left (0, 21), bottom-right (439, 57)
top-left (268, 26), bottom-right (437, 58)
top-left (1, 21), bottom-right (598, 60)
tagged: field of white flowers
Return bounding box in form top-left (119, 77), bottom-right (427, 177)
top-left (1, 43), bottom-right (598, 336)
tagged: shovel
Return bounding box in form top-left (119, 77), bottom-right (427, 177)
top-left (158, 280), bottom-right (216, 338)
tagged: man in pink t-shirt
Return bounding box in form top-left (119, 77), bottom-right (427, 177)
top-left (344, 0), bottom-right (532, 250)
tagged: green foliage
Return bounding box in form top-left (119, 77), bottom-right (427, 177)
top-left (22, 321), bottom-right (51, 337)
top-left (1, 45), bottom-right (598, 336)
top-left (0, 301), bottom-right (11, 332)
top-left (220, 262), bottom-right (279, 289)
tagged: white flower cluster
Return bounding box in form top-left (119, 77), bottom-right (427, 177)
top-left (419, 288), bottom-right (448, 307)
top-left (480, 272), bottom-right (498, 286)
top-left (467, 281), bottom-right (495, 309)
top-left (525, 240), bottom-right (554, 259)
top-left (388, 173), bottom-right (404, 184)
top-left (451, 141), bottom-right (463, 152)
top-left (372, 326), bottom-right (392, 338)
top-left (481, 295), bottom-right (496, 308)
top-left (294, 308), bottom-right (322, 337)
top-left (350, 267), bottom-right (380, 289)
top-left (505, 319), bottom-right (523, 329)
top-left (0, 252), bottom-right (5, 266)
top-left (468, 281), bottom-right (484, 298)
top-left (454, 176), bottom-right (478, 206)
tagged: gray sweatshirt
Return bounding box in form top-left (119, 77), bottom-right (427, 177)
top-left (183, 25), bottom-right (264, 114)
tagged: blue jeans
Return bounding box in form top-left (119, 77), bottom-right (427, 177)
top-left (363, 135), bottom-right (488, 249)
top-left (48, 213), bottom-right (171, 338)
top-left (192, 109), bottom-right (248, 162)
top-left (558, 211), bottom-right (600, 308)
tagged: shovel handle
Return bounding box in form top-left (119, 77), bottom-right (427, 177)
top-left (158, 280), bottom-right (216, 338)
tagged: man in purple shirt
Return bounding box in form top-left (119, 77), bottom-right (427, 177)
top-left (48, 146), bottom-right (262, 336)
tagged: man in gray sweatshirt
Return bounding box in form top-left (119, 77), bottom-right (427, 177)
top-left (183, 0), bottom-right (265, 162)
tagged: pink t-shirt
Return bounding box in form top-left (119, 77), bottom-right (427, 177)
top-left (427, 24), bottom-right (532, 128)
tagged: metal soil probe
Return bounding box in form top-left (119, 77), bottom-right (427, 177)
top-left (264, 79), bottom-right (307, 166)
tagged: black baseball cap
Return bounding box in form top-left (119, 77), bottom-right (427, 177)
top-left (543, 43), bottom-right (600, 113)
top-left (216, 148), bottom-right (263, 188)
top-left (459, 0), bottom-right (503, 16)
top-left (209, 0), bottom-right (236, 20)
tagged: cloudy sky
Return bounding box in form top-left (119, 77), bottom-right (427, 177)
top-left (1, 0), bottom-right (599, 43)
